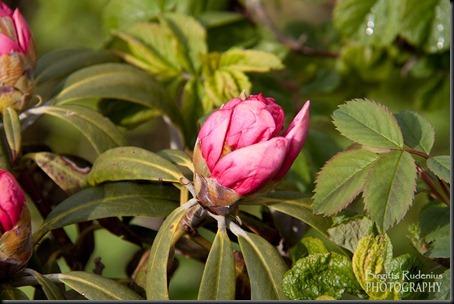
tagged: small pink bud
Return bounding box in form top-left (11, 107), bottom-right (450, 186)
top-left (0, 169), bottom-right (32, 279)
top-left (193, 93), bottom-right (310, 214)
top-left (0, 1), bottom-right (36, 113)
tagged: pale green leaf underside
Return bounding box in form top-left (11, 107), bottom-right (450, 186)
top-left (313, 149), bottom-right (379, 216)
top-left (363, 151), bottom-right (417, 231)
top-left (238, 232), bottom-right (288, 300)
top-left (56, 271), bottom-right (143, 300)
top-left (88, 146), bottom-right (184, 185)
top-left (33, 181), bottom-right (179, 243)
top-left (198, 229), bottom-right (235, 300)
top-left (332, 99), bottom-right (403, 149)
top-left (427, 155), bottom-right (450, 184)
top-left (327, 216), bottom-right (374, 253)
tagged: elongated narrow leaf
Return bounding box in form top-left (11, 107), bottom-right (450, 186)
top-left (157, 149), bottom-right (194, 172)
top-left (198, 229), bottom-right (235, 300)
top-left (364, 151), bottom-right (417, 231)
top-left (2, 107), bottom-right (21, 162)
top-left (146, 202), bottom-right (196, 300)
top-left (55, 271), bottom-right (143, 300)
top-left (251, 191), bottom-right (332, 237)
top-left (332, 99), bottom-right (403, 149)
top-left (238, 231), bottom-right (288, 300)
top-left (28, 104), bottom-right (127, 155)
top-left (33, 181), bottom-right (179, 243)
top-left (313, 149), bottom-right (379, 216)
top-left (427, 155), bottom-right (450, 184)
top-left (53, 63), bottom-right (183, 128)
top-left (24, 152), bottom-right (89, 195)
top-left (88, 146), bottom-right (183, 185)
top-left (29, 270), bottom-right (65, 300)
top-left (0, 286), bottom-right (29, 300)
top-left (395, 110), bottom-right (435, 154)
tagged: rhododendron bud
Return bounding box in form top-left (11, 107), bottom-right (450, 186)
top-left (0, 169), bottom-right (32, 279)
top-left (0, 1), bottom-right (36, 113)
top-left (193, 93), bottom-right (310, 214)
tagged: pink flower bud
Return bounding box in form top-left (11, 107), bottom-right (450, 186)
top-left (0, 1), bottom-right (36, 113)
top-left (193, 93), bottom-right (310, 214)
top-left (0, 169), bottom-right (32, 279)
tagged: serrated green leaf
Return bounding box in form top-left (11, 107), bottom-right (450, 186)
top-left (238, 231), bottom-right (288, 300)
top-left (400, 0), bottom-right (450, 53)
top-left (395, 110), bottom-right (435, 154)
top-left (28, 104), bottom-right (128, 155)
top-left (29, 270), bottom-right (65, 300)
top-left (363, 151), bottom-right (416, 231)
top-left (334, 0), bottom-right (402, 46)
top-left (159, 13), bottom-right (207, 73)
top-left (157, 149), bottom-right (194, 172)
top-left (283, 252), bottom-right (363, 300)
top-left (427, 155), bottom-right (450, 184)
top-left (419, 204), bottom-right (450, 258)
top-left (198, 228), bottom-right (235, 300)
top-left (53, 63), bottom-right (183, 130)
top-left (333, 99), bottom-right (403, 149)
top-left (146, 201), bottom-right (196, 300)
top-left (250, 191), bottom-right (332, 237)
top-left (328, 216), bottom-right (374, 253)
top-left (313, 149), bottom-right (379, 216)
top-left (219, 48), bottom-right (283, 72)
top-left (2, 107), bottom-right (21, 162)
top-left (352, 234), bottom-right (397, 300)
top-left (56, 271), bottom-right (143, 300)
top-left (33, 182), bottom-right (179, 243)
top-left (387, 254), bottom-right (423, 299)
top-left (88, 146), bottom-right (183, 185)
top-left (23, 152), bottom-right (89, 195)
top-left (430, 269), bottom-right (450, 300)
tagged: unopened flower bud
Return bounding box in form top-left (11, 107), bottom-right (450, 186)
top-left (193, 93), bottom-right (310, 215)
top-left (0, 1), bottom-right (36, 113)
top-left (0, 169), bottom-right (32, 279)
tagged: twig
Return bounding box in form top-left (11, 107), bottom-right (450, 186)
top-left (245, 0), bottom-right (338, 58)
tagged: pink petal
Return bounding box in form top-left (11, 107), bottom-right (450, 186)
top-left (198, 108), bottom-right (232, 170)
top-left (274, 100), bottom-right (310, 180)
top-left (212, 137), bottom-right (289, 195)
top-left (0, 2), bottom-right (12, 17)
top-left (12, 9), bottom-right (31, 52)
top-left (0, 170), bottom-right (26, 231)
top-left (0, 33), bottom-right (19, 54)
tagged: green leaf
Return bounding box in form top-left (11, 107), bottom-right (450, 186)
top-left (88, 146), bottom-right (184, 185)
top-left (23, 152), bottom-right (89, 195)
top-left (427, 155), bottom-right (450, 184)
top-left (363, 151), bottom-right (417, 231)
top-left (352, 234), bottom-right (397, 300)
top-left (395, 110), bottom-right (435, 154)
top-left (53, 63), bottom-right (183, 129)
top-left (157, 149), bottom-right (194, 172)
top-left (27, 104), bottom-right (128, 155)
top-left (159, 13), bottom-right (207, 73)
top-left (387, 254), bottom-right (423, 299)
top-left (34, 48), bottom-right (117, 86)
top-left (238, 231), bottom-right (288, 300)
top-left (2, 107), bottom-right (21, 162)
top-left (430, 269), bottom-right (450, 300)
top-left (198, 228), bottom-right (235, 300)
top-left (419, 204), bottom-right (450, 258)
top-left (146, 201), bottom-right (196, 300)
top-left (332, 99), bottom-right (404, 149)
top-left (203, 69), bottom-right (251, 107)
top-left (334, 0), bottom-right (402, 46)
top-left (29, 270), bottom-right (65, 300)
top-left (313, 149), bottom-right (379, 216)
top-left (400, 0), bottom-right (450, 53)
top-left (33, 181), bottom-right (179, 243)
top-left (55, 271), bottom-right (143, 300)
top-left (283, 252), bottom-right (363, 300)
top-left (0, 285), bottom-right (29, 300)
top-left (250, 191), bottom-right (332, 237)
top-left (300, 237), bottom-right (329, 254)
top-left (327, 216), bottom-right (374, 253)
top-left (219, 48), bottom-right (283, 72)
